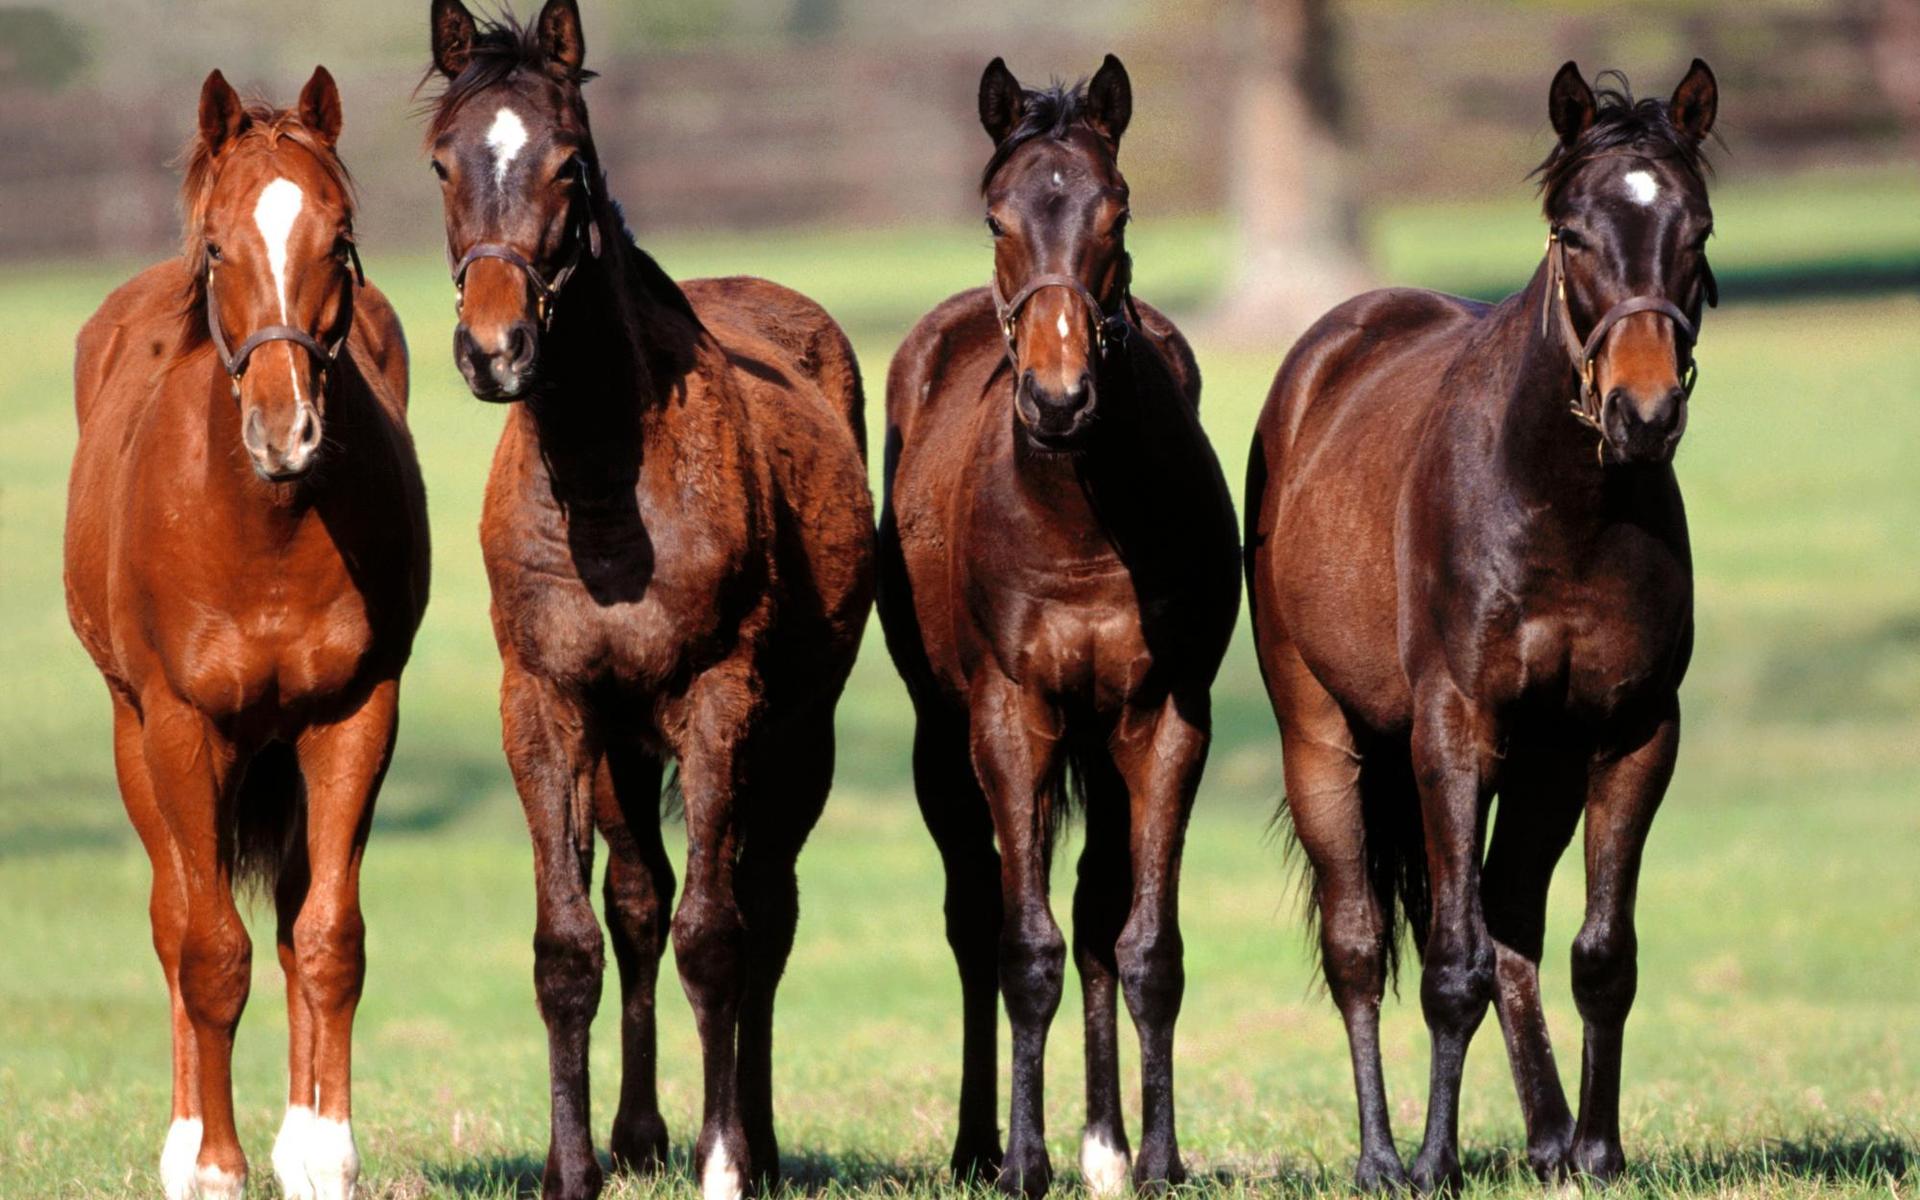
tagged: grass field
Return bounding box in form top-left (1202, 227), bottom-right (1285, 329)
top-left (3, 164), bottom-right (1919, 1198)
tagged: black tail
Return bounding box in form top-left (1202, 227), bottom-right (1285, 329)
top-left (229, 741), bottom-right (306, 898)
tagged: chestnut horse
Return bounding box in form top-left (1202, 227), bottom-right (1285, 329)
top-left (64, 68), bottom-right (428, 1200)
top-left (879, 57), bottom-right (1240, 1199)
top-left (1245, 61), bottom-right (1718, 1191)
top-left (422, 3), bottom-right (873, 1198)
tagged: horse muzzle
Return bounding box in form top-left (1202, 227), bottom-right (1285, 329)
top-left (454, 320), bottom-right (539, 402)
top-left (1016, 369), bottom-right (1097, 450)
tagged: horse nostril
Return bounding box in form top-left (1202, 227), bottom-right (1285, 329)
top-left (243, 407), bottom-right (267, 454)
top-left (506, 321), bottom-right (537, 372)
top-left (293, 405), bottom-right (322, 451)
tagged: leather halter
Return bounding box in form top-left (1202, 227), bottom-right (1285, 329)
top-left (991, 253), bottom-right (1140, 366)
top-left (206, 243), bottom-right (362, 387)
top-left (1542, 230), bottom-right (1711, 442)
top-left (449, 161), bottom-right (601, 330)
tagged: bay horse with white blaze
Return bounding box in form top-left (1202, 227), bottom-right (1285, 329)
top-left (1246, 61), bottom-right (1719, 1191)
top-left (879, 56), bottom-right (1240, 1199)
top-left (65, 67), bottom-right (428, 1200)
top-left (423, 2), bottom-right (874, 1198)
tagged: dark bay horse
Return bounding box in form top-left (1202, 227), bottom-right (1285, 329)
top-left (64, 67), bottom-right (428, 1200)
top-left (423, 3), bottom-right (874, 1198)
top-left (879, 56), bottom-right (1240, 1199)
top-left (1245, 61), bottom-right (1718, 1191)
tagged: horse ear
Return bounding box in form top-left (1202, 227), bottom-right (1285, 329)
top-left (536, 0), bottom-right (587, 77)
top-left (1669, 58), bottom-right (1717, 141)
top-left (430, 0), bottom-right (477, 78)
top-left (978, 57), bottom-right (1025, 145)
top-left (1548, 60), bottom-right (1595, 147)
top-left (198, 69), bottom-right (248, 155)
top-left (1086, 54), bottom-right (1132, 146)
top-left (297, 66), bottom-right (343, 147)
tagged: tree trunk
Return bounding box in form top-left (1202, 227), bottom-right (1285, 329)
top-left (1206, 0), bottom-right (1371, 345)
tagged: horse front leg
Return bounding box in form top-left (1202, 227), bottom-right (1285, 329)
top-left (969, 672), bottom-right (1066, 1200)
top-left (276, 678), bottom-right (400, 1200)
top-left (1108, 694), bottom-right (1207, 1193)
top-left (109, 691), bottom-right (204, 1200)
top-left (1408, 684), bottom-right (1498, 1195)
top-left (502, 664), bottom-right (608, 1200)
top-left (1570, 709), bottom-right (1678, 1181)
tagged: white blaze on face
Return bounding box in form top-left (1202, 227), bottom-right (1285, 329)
top-left (253, 176), bottom-right (308, 405)
top-left (160, 1117), bottom-right (203, 1200)
top-left (1057, 310), bottom-right (1071, 342)
top-left (486, 106), bottom-right (529, 189)
top-left (1080, 1130), bottom-right (1131, 1197)
top-left (1623, 169), bottom-right (1660, 206)
top-left (702, 1143), bottom-right (744, 1200)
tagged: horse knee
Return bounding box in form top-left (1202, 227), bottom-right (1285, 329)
top-left (1115, 922), bottom-right (1184, 1024)
top-left (180, 915), bottom-right (252, 1029)
top-left (1419, 926), bottom-right (1495, 1032)
top-left (1570, 919), bottom-right (1637, 1025)
top-left (672, 897), bottom-right (744, 999)
top-left (534, 903), bottom-right (605, 1025)
top-left (292, 901), bottom-right (366, 1013)
top-left (1320, 916), bottom-right (1387, 1009)
top-left (999, 918), bottom-right (1065, 1025)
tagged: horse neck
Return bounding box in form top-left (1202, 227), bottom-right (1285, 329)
top-left (1488, 259), bottom-right (1615, 515)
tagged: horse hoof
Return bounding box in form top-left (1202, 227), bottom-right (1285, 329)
top-left (542, 1152), bottom-right (604, 1200)
top-left (1527, 1125), bottom-right (1575, 1181)
top-left (996, 1143), bottom-right (1053, 1199)
top-left (1409, 1148), bottom-right (1462, 1196)
top-left (952, 1140), bottom-right (1005, 1183)
top-left (1354, 1146), bottom-right (1410, 1193)
top-left (609, 1112), bottom-right (669, 1174)
top-left (1130, 1145), bottom-right (1185, 1194)
top-left (1571, 1138), bottom-right (1625, 1184)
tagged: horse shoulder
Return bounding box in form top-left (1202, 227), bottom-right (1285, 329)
top-left (73, 260), bottom-right (190, 429)
top-left (1128, 298), bottom-right (1201, 411)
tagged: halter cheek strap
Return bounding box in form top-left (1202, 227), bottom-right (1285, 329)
top-left (449, 161), bottom-right (601, 330)
top-left (1542, 231), bottom-right (1709, 447)
top-left (991, 253), bottom-right (1141, 366)
top-left (206, 242), bottom-right (362, 386)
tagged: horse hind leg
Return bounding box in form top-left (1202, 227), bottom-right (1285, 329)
top-left (110, 692), bottom-right (204, 1200)
top-left (913, 705), bottom-right (1006, 1180)
top-left (1070, 752), bottom-right (1133, 1197)
top-left (1480, 752), bottom-right (1584, 1180)
top-left (598, 745), bottom-right (674, 1175)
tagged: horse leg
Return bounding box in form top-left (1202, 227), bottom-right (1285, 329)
top-left (503, 664), bottom-right (607, 1200)
top-left (1479, 754), bottom-right (1582, 1180)
top-left (271, 825), bottom-right (317, 1200)
top-left (1569, 711), bottom-right (1678, 1181)
top-left (285, 679), bottom-right (399, 1200)
top-left (734, 717), bottom-right (834, 1186)
top-left (673, 665), bottom-right (756, 1200)
top-left (912, 706), bottom-right (1005, 1179)
top-left (1108, 695), bottom-right (1206, 1192)
top-left (970, 672), bottom-right (1065, 1199)
top-left (1408, 685), bottom-right (1498, 1195)
top-left (599, 745), bottom-right (674, 1175)
top-left (1070, 753), bottom-right (1132, 1197)
top-left (111, 691), bottom-right (204, 1200)
top-left (140, 690), bottom-right (249, 1199)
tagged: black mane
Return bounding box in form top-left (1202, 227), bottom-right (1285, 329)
top-left (419, 6), bottom-right (597, 138)
top-left (981, 79), bottom-right (1092, 192)
top-left (1531, 71), bottom-right (1712, 212)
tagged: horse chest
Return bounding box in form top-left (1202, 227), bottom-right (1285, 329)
top-left (967, 565), bottom-right (1155, 708)
top-left (1495, 564), bottom-right (1690, 722)
top-left (157, 581), bottom-right (375, 719)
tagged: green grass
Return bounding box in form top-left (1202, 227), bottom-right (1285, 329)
top-left (3, 167), bottom-right (1918, 1198)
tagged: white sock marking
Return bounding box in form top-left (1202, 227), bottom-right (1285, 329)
top-left (702, 1143), bottom-right (744, 1200)
top-left (253, 177), bottom-right (307, 407)
top-left (1080, 1130), bottom-right (1131, 1197)
top-left (272, 1105), bottom-right (316, 1200)
top-left (161, 1117), bottom-right (203, 1200)
top-left (1623, 169), bottom-right (1659, 206)
top-left (304, 1116), bottom-right (360, 1200)
top-left (195, 1161), bottom-right (246, 1200)
top-left (486, 107), bottom-right (529, 189)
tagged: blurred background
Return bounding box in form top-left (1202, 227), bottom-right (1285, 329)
top-left (2, 2), bottom-right (1917, 1197)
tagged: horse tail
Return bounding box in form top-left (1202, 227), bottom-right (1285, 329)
top-left (230, 740), bottom-right (307, 898)
top-left (1359, 749), bottom-right (1429, 987)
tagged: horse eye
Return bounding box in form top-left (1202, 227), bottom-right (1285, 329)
top-left (555, 157), bottom-right (581, 183)
top-left (1556, 227), bottom-right (1587, 251)
top-left (1113, 210), bottom-right (1131, 234)
top-left (333, 237), bottom-right (352, 263)
top-left (205, 241), bottom-right (223, 263)
top-left (430, 159), bottom-right (450, 182)
top-left (985, 215), bottom-right (1004, 238)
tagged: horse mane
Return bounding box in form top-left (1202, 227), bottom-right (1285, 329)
top-left (981, 78), bottom-right (1092, 192)
top-left (177, 100), bottom-right (356, 323)
top-left (1531, 70), bottom-right (1713, 213)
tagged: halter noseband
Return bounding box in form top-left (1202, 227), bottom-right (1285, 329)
top-left (206, 243), bottom-right (362, 391)
top-left (1542, 230), bottom-right (1712, 449)
top-left (449, 161), bottom-right (601, 331)
top-left (991, 254), bottom-right (1141, 366)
